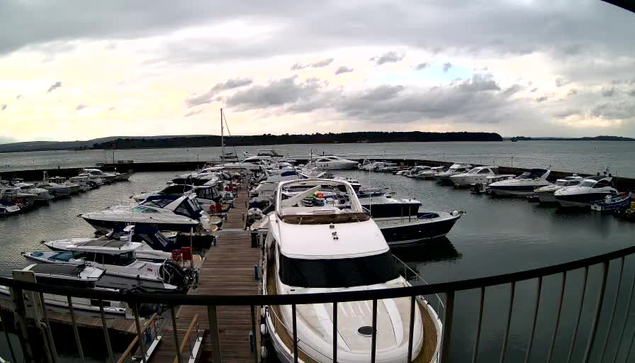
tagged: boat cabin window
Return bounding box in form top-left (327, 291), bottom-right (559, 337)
top-left (98, 252), bottom-right (136, 266)
top-left (593, 180), bottom-right (612, 189)
top-left (132, 206), bottom-right (160, 213)
top-left (478, 169), bottom-right (491, 174)
top-left (143, 198), bottom-right (174, 208)
top-left (162, 185), bottom-right (193, 194)
top-left (279, 252), bottom-right (399, 288)
top-left (579, 180), bottom-right (596, 188)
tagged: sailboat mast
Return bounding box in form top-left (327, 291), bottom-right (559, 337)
top-left (221, 108), bottom-right (225, 164)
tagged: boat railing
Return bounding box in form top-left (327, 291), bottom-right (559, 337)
top-left (392, 254), bottom-right (446, 316)
top-left (4, 242), bottom-right (635, 362)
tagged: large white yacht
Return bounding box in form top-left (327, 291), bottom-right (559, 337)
top-left (81, 194), bottom-right (208, 232)
top-left (449, 166), bottom-right (498, 188)
top-left (82, 168), bottom-right (117, 184)
top-left (534, 175), bottom-right (583, 203)
top-left (434, 163), bottom-right (472, 184)
top-left (554, 176), bottom-right (618, 207)
top-left (414, 166), bottom-right (446, 180)
top-left (262, 179), bottom-right (442, 363)
top-left (487, 169), bottom-right (551, 197)
top-left (310, 155), bottom-right (359, 170)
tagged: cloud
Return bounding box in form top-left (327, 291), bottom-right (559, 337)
top-left (108, 106), bottom-right (116, 111)
top-left (536, 96), bottom-right (548, 102)
top-left (1, 104), bottom-right (6, 111)
top-left (16, 94), bottom-right (21, 99)
top-left (185, 78), bottom-right (253, 107)
top-left (553, 109), bottom-right (582, 118)
top-left (628, 89), bottom-right (635, 97)
top-left (442, 63), bottom-right (452, 72)
top-left (530, 88), bottom-right (538, 93)
top-left (414, 62), bottom-right (429, 70)
top-left (602, 87), bottom-right (615, 97)
top-left (291, 58), bottom-right (334, 70)
top-left (334, 66), bottom-right (354, 75)
top-left (567, 89), bottom-right (578, 96)
top-left (592, 102), bottom-right (635, 120)
top-left (184, 109), bottom-right (204, 117)
top-left (501, 84), bottom-right (524, 97)
top-left (555, 78), bottom-right (570, 87)
top-left (75, 104), bottom-right (87, 110)
top-left (370, 51), bottom-right (405, 65)
top-left (226, 76), bottom-right (327, 111)
top-left (47, 81), bottom-right (62, 93)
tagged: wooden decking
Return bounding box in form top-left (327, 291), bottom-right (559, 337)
top-left (151, 187), bottom-right (261, 363)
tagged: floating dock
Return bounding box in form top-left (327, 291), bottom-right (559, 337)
top-left (150, 187), bottom-right (261, 363)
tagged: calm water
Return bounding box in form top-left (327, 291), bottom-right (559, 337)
top-left (3, 140), bottom-right (635, 177)
top-left (1, 168), bottom-right (635, 361)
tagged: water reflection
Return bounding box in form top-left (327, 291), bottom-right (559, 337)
top-left (391, 237), bottom-right (462, 263)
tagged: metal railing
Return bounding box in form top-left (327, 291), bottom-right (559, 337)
top-left (3, 244), bottom-right (635, 362)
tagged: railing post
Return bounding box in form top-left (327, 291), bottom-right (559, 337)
top-left (567, 266), bottom-right (590, 363)
top-left (500, 281), bottom-right (516, 363)
top-left (524, 277), bottom-right (543, 363)
top-left (251, 305), bottom-right (258, 363)
top-left (10, 287), bottom-right (34, 362)
top-left (407, 296), bottom-right (416, 362)
top-left (332, 302), bottom-right (338, 363)
top-left (441, 291), bottom-right (455, 363)
top-left (599, 257), bottom-right (624, 362)
top-left (170, 306), bottom-right (182, 363)
top-left (613, 259), bottom-right (635, 363)
top-left (0, 311), bottom-right (18, 363)
top-left (547, 272), bottom-right (567, 363)
top-left (472, 287), bottom-right (485, 363)
top-left (371, 299), bottom-right (378, 363)
top-left (132, 303), bottom-right (148, 363)
top-left (582, 261), bottom-right (609, 363)
top-left (38, 292), bottom-right (58, 363)
top-left (66, 296), bottom-right (85, 363)
top-left (99, 300), bottom-right (115, 363)
top-left (292, 304), bottom-right (298, 363)
top-left (207, 305), bottom-right (222, 362)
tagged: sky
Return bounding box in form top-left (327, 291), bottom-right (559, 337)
top-left (0, 0), bottom-right (634, 143)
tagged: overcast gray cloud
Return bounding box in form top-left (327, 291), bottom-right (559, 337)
top-left (47, 81), bottom-right (62, 93)
top-left (370, 51), bottom-right (405, 65)
top-left (568, 89), bottom-right (578, 97)
top-left (185, 78), bottom-right (253, 107)
top-left (291, 58), bottom-right (334, 70)
top-left (602, 87), bottom-right (616, 97)
top-left (414, 62), bottom-right (429, 70)
top-left (442, 63), bottom-right (452, 72)
top-left (536, 96), bottom-right (548, 102)
top-left (335, 66), bottom-right (354, 75)
top-left (1, 104), bottom-right (6, 111)
top-left (184, 109), bottom-right (204, 117)
top-left (226, 76), bottom-right (327, 110)
top-left (75, 104), bottom-right (87, 110)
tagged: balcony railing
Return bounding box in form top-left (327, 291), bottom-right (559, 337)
top-left (2, 243), bottom-right (635, 362)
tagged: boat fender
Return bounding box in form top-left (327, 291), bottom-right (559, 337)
top-left (261, 346), bottom-right (268, 360)
top-left (172, 249), bottom-right (182, 261)
top-left (261, 323), bottom-right (267, 336)
top-left (261, 307), bottom-right (266, 319)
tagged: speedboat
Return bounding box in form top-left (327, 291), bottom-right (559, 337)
top-left (81, 194), bottom-right (209, 233)
top-left (414, 166), bottom-right (446, 180)
top-left (133, 184), bottom-right (221, 211)
top-left (374, 211), bottom-right (464, 246)
top-left (533, 175), bottom-right (583, 203)
top-left (82, 168), bottom-right (117, 184)
top-left (262, 179), bottom-right (442, 363)
top-left (450, 166), bottom-right (498, 188)
top-left (20, 263), bottom-right (105, 288)
top-left (114, 169), bottom-right (134, 181)
top-left (0, 201), bottom-right (20, 216)
top-left (403, 165), bottom-right (431, 178)
top-left (36, 180), bottom-right (72, 198)
top-left (434, 163), bottom-right (472, 184)
top-left (11, 182), bottom-right (52, 203)
top-left (311, 155), bottom-right (359, 170)
top-left (554, 176), bottom-right (618, 208)
top-left (487, 169), bottom-right (551, 197)
top-left (23, 242), bottom-right (193, 293)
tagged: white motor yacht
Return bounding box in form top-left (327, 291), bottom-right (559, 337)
top-left (554, 176), bottom-right (618, 207)
top-left (434, 163), bottom-right (472, 184)
top-left (11, 182), bottom-right (52, 203)
top-left (82, 168), bottom-right (117, 184)
top-left (24, 241), bottom-right (192, 293)
top-left (311, 155), bottom-right (359, 170)
top-left (403, 166), bottom-right (431, 178)
top-left (534, 175), bottom-right (583, 203)
top-left (449, 166), bottom-right (498, 188)
top-left (414, 166), bottom-right (446, 180)
top-left (133, 184), bottom-right (221, 211)
top-left (262, 179), bottom-right (442, 363)
top-left (487, 169), bottom-right (551, 197)
top-left (81, 194), bottom-right (208, 232)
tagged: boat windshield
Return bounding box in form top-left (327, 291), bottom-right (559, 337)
top-left (132, 206), bottom-right (160, 213)
top-left (279, 252), bottom-right (399, 288)
top-left (579, 180), bottom-right (596, 188)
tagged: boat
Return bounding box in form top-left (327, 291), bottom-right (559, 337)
top-left (20, 263), bottom-right (105, 288)
top-left (487, 169), bottom-right (551, 197)
top-left (44, 226), bottom-right (179, 262)
top-left (262, 179), bottom-right (442, 362)
top-left (591, 193), bottom-right (632, 213)
top-left (434, 163), bottom-right (472, 184)
top-left (0, 201), bottom-right (20, 216)
top-left (449, 166), bottom-right (499, 188)
top-left (403, 165), bottom-right (431, 178)
top-left (310, 155), bottom-right (359, 170)
top-left (533, 175), bottom-right (583, 203)
top-left (69, 175), bottom-right (92, 192)
top-left (133, 184), bottom-right (221, 211)
top-left (471, 174), bottom-right (516, 194)
top-left (81, 194), bottom-right (208, 233)
top-left (554, 176), bottom-right (619, 208)
top-left (374, 211), bottom-right (464, 246)
top-left (358, 192), bottom-right (422, 218)
top-left (36, 180), bottom-right (71, 199)
top-left (114, 169), bottom-right (134, 181)
top-left (81, 168), bottom-right (117, 184)
top-left (23, 241), bottom-right (193, 293)
top-left (414, 166), bottom-right (446, 180)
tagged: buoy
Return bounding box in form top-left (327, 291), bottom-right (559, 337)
top-left (261, 323), bottom-right (267, 336)
top-left (261, 346), bottom-right (268, 359)
top-left (261, 307), bottom-right (266, 319)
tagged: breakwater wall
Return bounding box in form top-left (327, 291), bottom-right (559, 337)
top-left (3, 159), bottom-right (635, 191)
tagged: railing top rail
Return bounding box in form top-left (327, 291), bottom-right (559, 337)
top-left (5, 243), bottom-right (635, 306)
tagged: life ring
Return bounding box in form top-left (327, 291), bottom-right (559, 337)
top-left (171, 249), bottom-right (182, 261)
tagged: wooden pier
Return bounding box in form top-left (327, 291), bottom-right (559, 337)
top-left (150, 188), bottom-right (261, 363)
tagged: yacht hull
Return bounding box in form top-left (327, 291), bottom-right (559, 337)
top-left (359, 201), bottom-right (421, 218)
top-left (488, 185), bottom-right (541, 197)
top-left (555, 192), bottom-right (613, 208)
top-left (82, 216), bottom-right (198, 233)
top-left (376, 212), bottom-right (462, 246)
